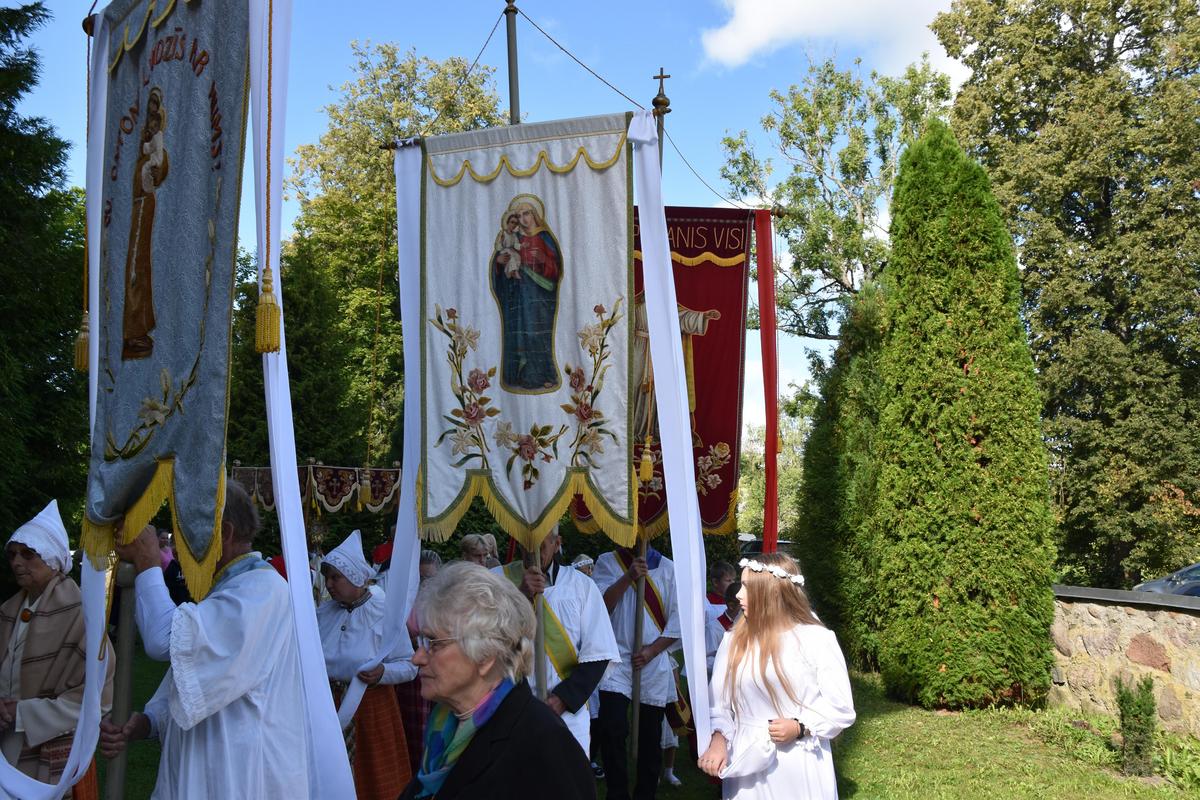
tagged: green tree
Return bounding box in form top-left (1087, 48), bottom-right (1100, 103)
top-left (287, 44), bottom-right (504, 463)
top-left (736, 414), bottom-right (810, 538)
top-left (793, 282), bottom-right (888, 662)
top-left (870, 121), bottom-right (1055, 708)
top-left (0, 4), bottom-right (88, 536)
top-left (933, 0), bottom-right (1200, 586)
top-left (722, 56), bottom-right (949, 340)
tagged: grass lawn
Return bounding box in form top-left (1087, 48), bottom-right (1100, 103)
top-left (104, 653), bottom-right (1191, 799)
top-left (602, 674), bottom-right (1192, 800)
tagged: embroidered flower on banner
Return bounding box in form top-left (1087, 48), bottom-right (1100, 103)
top-left (562, 298), bottom-right (624, 469)
top-left (468, 368), bottom-right (491, 393)
top-left (695, 440), bottom-right (732, 497)
top-left (431, 306), bottom-right (498, 469)
top-left (502, 423), bottom-right (568, 491)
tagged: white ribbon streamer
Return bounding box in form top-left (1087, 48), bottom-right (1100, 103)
top-left (627, 110), bottom-right (712, 750)
top-left (0, 19), bottom-right (112, 800)
top-left (334, 141), bottom-right (424, 730)
top-left (247, 1), bottom-right (355, 794)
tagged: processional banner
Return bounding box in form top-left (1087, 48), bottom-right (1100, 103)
top-left (83, 0), bottom-right (249, 599)
top-left (574, 207), bottom-right (752, 537)
top-left (420, 113), bottom-right (636, 548)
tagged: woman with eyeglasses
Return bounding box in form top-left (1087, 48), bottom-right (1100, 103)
top-left (399, 562), bottom-right (595, 800)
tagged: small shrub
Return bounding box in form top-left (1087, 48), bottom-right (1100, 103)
top-left (1114, 675), bottom-right (1156, 776)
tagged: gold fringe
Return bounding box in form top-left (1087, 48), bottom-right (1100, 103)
top-left (573, 481), bottom-right (740, 538)
top-left (419, 468), bottom-right (636, 549)
top-left (358, 468), bottom-right (372, 511)
top-left (73, 311), bottom-right (90, 372)
top-left (255, 268), bottom-right (281, 354)
top-left (80, 459), bottom-right (224, 600)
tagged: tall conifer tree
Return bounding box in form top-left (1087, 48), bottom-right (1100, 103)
top-left (871, 121), bottom-right (1055, 708)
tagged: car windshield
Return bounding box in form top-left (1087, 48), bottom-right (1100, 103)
top-left (1173, 563), bottom-right (1200, 581)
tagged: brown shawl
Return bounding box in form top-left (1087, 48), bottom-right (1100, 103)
top-left (0, 573), bottom-right (115, 785)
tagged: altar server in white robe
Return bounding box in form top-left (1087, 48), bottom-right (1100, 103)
top-left (495, 525), bottom-right (618, 756)
top-left (699, 554), bottom-right (855, 800)
top-left (593, 544), bottom-right (681, 800)
top-left (317, 530), bottom-right (417, 800)
top-left (99, 482), bottom-right (311, 799)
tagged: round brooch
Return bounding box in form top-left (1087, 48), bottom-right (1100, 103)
top-left (20, 609), bottom-right (33, 623)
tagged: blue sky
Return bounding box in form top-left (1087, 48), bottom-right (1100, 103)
top-left (24, 0), bottom-right (961, 433)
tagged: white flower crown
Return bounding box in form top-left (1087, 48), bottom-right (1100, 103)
top-left (739, 557), bottom-right (805, 587)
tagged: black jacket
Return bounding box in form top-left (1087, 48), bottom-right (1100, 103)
top-left (397, 680), bottom-right (596, 800)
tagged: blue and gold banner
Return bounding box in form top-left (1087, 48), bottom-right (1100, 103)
top-left (84, 0), bottom-right (249, 599)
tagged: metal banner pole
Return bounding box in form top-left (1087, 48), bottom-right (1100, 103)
top-left (504, 2), bottom-right (520, 125)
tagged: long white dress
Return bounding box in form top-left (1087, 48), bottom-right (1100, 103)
top-left (709, 623), bottom-right (856, 799)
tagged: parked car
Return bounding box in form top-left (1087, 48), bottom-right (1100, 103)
top-left (1171, 581), bottom-right (1200, 597)
top-left (1132, 562), bottom-right (1200, 593)
top-left (738, 539), bottom-right (803, 562)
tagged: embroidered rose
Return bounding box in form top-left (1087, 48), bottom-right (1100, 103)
top-left (569, 367), bottom-right (586, 392)
top-left (714, 441), bottom-right (731, 458)
top-left (468, 368), bottom-right (490, 393)
top-left (518, 434), bottom-right (538, 462)
top-left (594, 304), bottom-right (606, 315)
top-left (574, 401), bottom-right (594, 423)
top-left (462, 402), bottom-right (485, 427)
top-left (446, 308), bottom-right (458, 320)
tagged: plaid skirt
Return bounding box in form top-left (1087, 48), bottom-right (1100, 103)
top-left (395, 676), bottom-right (430, 772)
top-left (333, 682), bottom-right (413, 800)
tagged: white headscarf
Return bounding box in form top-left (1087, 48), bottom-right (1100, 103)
top-left (322, 530), bottom-right (372, 588)
top-left (8, 499), bottom-right (73, 574)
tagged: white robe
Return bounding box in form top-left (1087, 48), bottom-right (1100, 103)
top-left (593, 551), bottom-right (680, 707)
top-left (142, 563), bottom-right (311, 799)
top-left (709, 623), bottom-right (856, 800)
top-left (524, 564), bottom-right (618, 753)
top-left (316, 587), bottom-right (416, 684)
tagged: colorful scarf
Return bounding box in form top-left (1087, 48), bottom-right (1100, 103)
top-left (416, 678), bottom-right (514, 798)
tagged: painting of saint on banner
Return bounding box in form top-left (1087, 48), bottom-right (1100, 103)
top-left (575, 207), bottom-right (753, 537)
top-left (421, 113), bottom-right (636, 548)
top-left (83, 0), bottom-right (250, 599)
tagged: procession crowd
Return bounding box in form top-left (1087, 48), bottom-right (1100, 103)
top-left (2, 483), bottom-right (855, 799)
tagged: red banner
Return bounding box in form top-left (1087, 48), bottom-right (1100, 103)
top-left (574, 207), bottom-right (752, 537)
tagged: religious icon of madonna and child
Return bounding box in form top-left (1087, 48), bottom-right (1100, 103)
top-left (490, 194), bottom-right (563, 393)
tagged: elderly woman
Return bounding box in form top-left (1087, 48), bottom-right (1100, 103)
top-left (458, 534), bottom-right (489, 566)
top-left (317, 531), bottom-right (416, 800)
top-left (0, 500), bottom-right (114, 798)
top-left (400, 562), bottom-right (594, 800)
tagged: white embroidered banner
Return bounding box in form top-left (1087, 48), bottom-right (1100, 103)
top-left (420, 113), bottom-right (636, 548)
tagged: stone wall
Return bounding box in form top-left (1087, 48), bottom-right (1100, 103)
top-left (1049, 585), bottom-right (1200, 737)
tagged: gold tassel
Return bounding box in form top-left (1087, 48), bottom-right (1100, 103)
top-left (255, 267), bottom-right (281, 353)
top-left (777, 433), bottom-right (784, 454)
top-left (639, 437), bottom-right (654, 483)
top-left (73, 311), bottom-right (90, 372)
top-left (358, 468), bottom-right (373, 511)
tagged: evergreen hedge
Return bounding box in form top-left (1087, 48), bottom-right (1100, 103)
top-left (869, 121), bottom-right (1055, 708)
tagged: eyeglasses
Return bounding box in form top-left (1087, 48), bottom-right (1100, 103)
top-left (416, 635), bottom-right (458, 654)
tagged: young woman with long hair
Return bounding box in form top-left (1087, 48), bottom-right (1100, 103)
top-left (697, 553), bottom-right (855, 798)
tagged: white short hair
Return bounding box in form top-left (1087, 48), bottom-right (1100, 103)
top-left (416, 562), bottom-right (534, 680)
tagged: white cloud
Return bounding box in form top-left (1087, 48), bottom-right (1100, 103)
top-left (701, 0), bottom-right (969, 87)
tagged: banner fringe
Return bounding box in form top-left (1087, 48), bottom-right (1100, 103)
top-left (420, 468), bottom-right (636, 549)
top-left (80, 460), bottom-right (224, 600)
